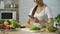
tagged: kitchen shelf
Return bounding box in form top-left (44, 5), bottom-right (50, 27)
top-left (0, 8), bottom-right (18, 11)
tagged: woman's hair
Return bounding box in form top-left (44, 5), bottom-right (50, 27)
top-left (31, 4), bottom-right (47, 16)
top-left (31, 5), bottom-right (38, 16)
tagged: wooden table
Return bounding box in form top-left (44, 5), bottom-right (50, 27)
top-left (0, 28), bottom-right (58, 34)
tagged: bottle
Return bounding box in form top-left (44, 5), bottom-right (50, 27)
top-left (0, 1), bottom-right (4, 9)
top-left (13, 4), bottom-right (16, 8)
top-left (10, 4), bottom-right (13, 8)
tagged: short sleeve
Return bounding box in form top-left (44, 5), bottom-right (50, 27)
top-left (45, 7), bottom-right (53, 18)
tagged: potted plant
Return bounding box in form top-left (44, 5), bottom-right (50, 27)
top-left (55, 14), bottom-right (60, 27)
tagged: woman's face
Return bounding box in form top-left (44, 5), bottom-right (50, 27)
top-left (33, 0), bottom-right (43, 4)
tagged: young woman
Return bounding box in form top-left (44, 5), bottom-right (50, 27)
top-left (25, 0), bottom-right (54, 28)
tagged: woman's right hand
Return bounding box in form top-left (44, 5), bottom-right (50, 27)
top-left (29, 17), bottom-right (39, 23)
top-left (25, 17), bottom-right (35, 28)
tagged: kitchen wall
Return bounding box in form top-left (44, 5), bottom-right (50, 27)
top-left (43, 0), bottom-right (60, 17)
top-left (19, 0), bottom-right (34, 25)
top-left (19, 0), bottom-right (60, 25)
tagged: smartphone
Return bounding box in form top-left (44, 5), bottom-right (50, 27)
top-left (28, 15), bottom-right (34, 18)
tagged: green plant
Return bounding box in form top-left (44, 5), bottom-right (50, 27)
top-left (0, 20), bottom-right (4, 24)
top-left (55, 14), bottom-right (60, 23)
top-left (30, 26), bottom-right (41, 30)
top-left (10, 20), bottom-right (20, 28)
top-left (47, 24), bottom-right (58, 32)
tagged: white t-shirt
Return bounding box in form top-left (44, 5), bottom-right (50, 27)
top-left (28, 6), bottom-right (53, 26)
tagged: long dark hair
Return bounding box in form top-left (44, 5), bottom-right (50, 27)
top-left (31, 5), bottom-right (38, 16)
top-left (31, 4), bottom-right (47, 16)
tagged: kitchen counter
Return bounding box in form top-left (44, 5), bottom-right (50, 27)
top-left (0, 28), bottom-right (58, 34)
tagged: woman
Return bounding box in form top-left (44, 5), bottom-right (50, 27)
top-left (25, 0), bottom-right (54, 28)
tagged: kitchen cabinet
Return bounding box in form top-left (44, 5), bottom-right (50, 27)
top-left (0, 0), bottom-right (19, 22)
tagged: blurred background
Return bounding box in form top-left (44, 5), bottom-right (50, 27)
top-left (19, 0), bottom-right (60, 25)
top-left (19, 0), bottom-right (60, 24)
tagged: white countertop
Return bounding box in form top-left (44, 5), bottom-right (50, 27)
top-left (0, 28), bottom-right (58, 34)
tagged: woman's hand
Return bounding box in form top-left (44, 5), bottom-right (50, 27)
top-left (29, 17), bottom-right (39, 23)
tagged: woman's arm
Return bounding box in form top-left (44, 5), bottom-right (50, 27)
top-left (27, 17), bottom-right (47, 26)
top-left (48, 18), bottom-right (54, 24)
top-left (25, 17), bottom-right (34, 28)
top-left (38, 18), bottom-right (54, 26)
top-left (38, 20), bottom-right (47, 26)
top-left (29, 17), bottom-right (54, 26)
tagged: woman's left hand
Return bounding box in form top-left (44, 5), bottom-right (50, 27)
top-left (30, 17), bottom-right (39, 23)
